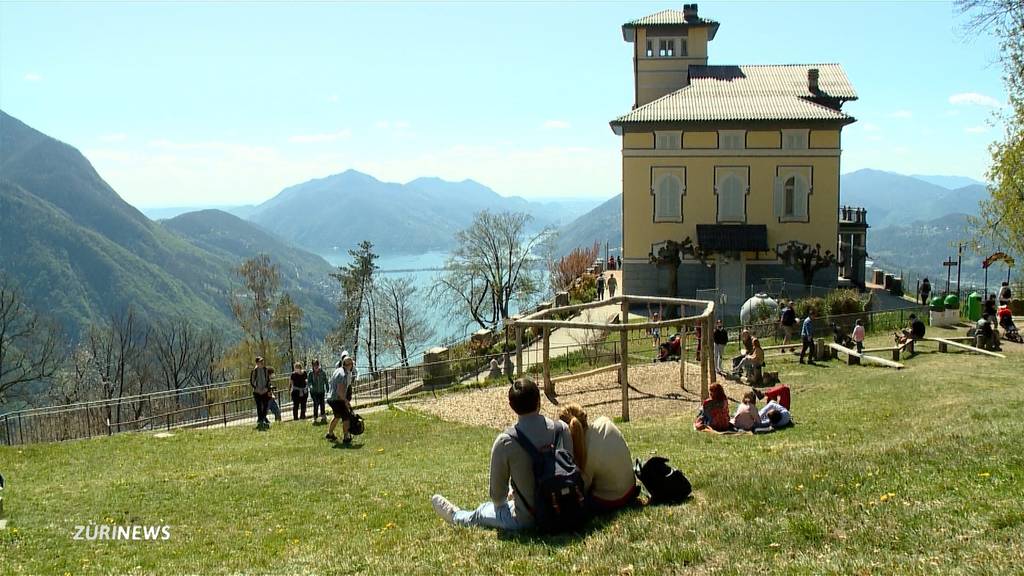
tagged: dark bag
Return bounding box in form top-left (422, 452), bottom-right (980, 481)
top-left (507, 425), bottom-right (589, 533)
top-left (634, 456), bottom-right (692, 504)
top-left (349, 412), bottom-right (365, 436)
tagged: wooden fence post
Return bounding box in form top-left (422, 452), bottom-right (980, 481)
top-left (515, 325), bottom-right (524, 379)
top-left (701, 316), bottom-right (712, 400)
top-left (542, 327), bottom-right (552, 397)
top-left (619, 298), bottom-right (630, 422)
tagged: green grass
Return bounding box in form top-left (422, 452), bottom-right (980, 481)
top-left (2, 327), bottom-right (1023, 575)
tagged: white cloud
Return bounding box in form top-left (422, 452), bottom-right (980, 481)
top-left (965, 125), bottom-right (989, 134)
top-left (24, 72), bottom-right (42, 81)
top-left (865, 135), bottom-right (883, 142)
top-left (949, 92), bottom-right (1000, 107)
top-left (861, 123), bottom-right (881, 132)
top-left (543, 120), bottom-right (571, 129)
top-left (98, 133), bottom-right (129, 143)
top-left (286, 129), bottom-right (353, 144)
top-left (888, 110), bottom-right (913, 119)
top-left (327, 95), bottom-right (339, 103)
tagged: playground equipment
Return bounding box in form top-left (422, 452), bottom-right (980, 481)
top-left (511, 294), bottom-right (716, 421)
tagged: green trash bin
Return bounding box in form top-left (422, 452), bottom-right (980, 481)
top-left (943, 294), bottom-right (960, 310)
top-left (967, 292), bottom-right (982, 321)
top-left (929, 296), bottom-right (945, 312)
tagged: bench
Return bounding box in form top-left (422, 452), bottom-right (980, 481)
top-left (924, 337), bottom-right (1006, 358)
top-left (827, 343), bottom-right (905, 369)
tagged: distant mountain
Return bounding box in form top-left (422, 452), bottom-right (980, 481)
top-left (867, 212), bottom-right (994, 287)
top-left (909, 174), bottom-right (987, 190)
top-left (555, 194), bottom-right (622, 258)
top-left (141, 204), bottom-right (258, 220)
top-left (0, 110), bottom-right (336, 340)
top-left (248, 170), bottom-right (602, 255)
top-left (840, 169), bottom-right (987, 228)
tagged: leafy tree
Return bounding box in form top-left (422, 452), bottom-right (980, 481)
top-left (436, 211), bottom-right (550, 331)
top-left (377, 276), bottom-right (434, 368)
top-left (230, 254), bottom-right (280, 360)
top-left (0, 273), bottom-right (63, 402)
top-left (960, 1), bottom-right (1024, 264)
top-left (331, 241), bottom-right (379, 366)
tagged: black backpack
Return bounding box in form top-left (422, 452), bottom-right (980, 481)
top-left (507, 425), bottom-right (589, 533)
top-left (782, 308), bottom-right (796, 326)
top-left (349, 412), bottom-right (364, 436)
top-left (634, 456), bottom-right (692, 504)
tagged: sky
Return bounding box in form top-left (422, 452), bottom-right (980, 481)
top-left (0, 1), bottom-right (1008, 207)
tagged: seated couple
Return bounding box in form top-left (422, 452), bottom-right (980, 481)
top-left (895, 314), bottom-right (926, 345)
top-left (695, 383), bottom-right (792, 432)
top-left (431, 377), bottom-right (638, 531)
top-left (732, 330), bottom-right (765, 383)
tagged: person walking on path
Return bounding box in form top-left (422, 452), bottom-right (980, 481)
top-left (308, 359), bottom-right (328, 423)
top-left (607, 274), bottom-right (618, 298)
top-left (919, 278), bottom-right (932, 306)
top-left (250, 357), bottom-right (274, 430)
top-left (799, 311), bottom-right (816, 365)
top-left (326, 353), bottom-right (356, 444)
top-left (290, 361), bottom-right (309, 421)
top-left (596, 274), bottom-right (606, 301)
top-left (779, 300), bottom-right (797, 351)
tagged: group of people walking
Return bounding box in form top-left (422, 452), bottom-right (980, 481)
top-left (248, 353), bottom-right (358, 444)
top-left (595, 273), bottom-right (618, 301)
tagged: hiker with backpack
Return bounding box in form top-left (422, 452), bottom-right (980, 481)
top-left (250, 356), bottom-right (275, 430)
top-left (779, 300), bottom-right (797, 351)
top-left (325, 352), bottom-right (355, 444)
top-left (431, 377), bottom-right (584, 531)
top-left (557, 404), bottom-right (638, 512)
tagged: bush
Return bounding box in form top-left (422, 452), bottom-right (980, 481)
top-left (795, 297), bottom-right (826, 318)
top-left (824, 289), bottom-right (864, 316)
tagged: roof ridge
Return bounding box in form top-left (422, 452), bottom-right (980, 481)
top-left (691, 63), bottom-right (843, 69)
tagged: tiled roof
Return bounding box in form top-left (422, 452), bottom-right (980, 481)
top-left (612, 64), bottom-right (857, 124)
top-left (625, 9), bottom-right (718, 27)
top-left (697, 224), bottom-right (768, 252)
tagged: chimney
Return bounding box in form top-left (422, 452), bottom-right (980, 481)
top-left (808, 68), bottom-right (820, 93)
top-left (683, 4), bottom-right (698, 20)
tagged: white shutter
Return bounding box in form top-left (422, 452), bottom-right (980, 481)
top-left (795, 176), bottom-right (809, 218)
top-left (773, 177), bottom-right (784, 218)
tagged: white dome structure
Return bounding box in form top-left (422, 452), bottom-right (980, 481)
top-left (740, 293), bottom-right (779, 325)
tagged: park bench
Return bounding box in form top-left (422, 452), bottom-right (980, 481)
top-left (827, 342), bottom-right (905, 369)
top-left (923, 337), bottom-right (1006, 358)
top-left (862, 338), bottom-right (916, 362)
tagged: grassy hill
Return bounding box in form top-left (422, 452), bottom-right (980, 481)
top-left (0, 110), bottom-right (337, 339)
top-left (2, 325), bottom-right (1022, 575)
top-left (555, 194), bottom-right (622, 258)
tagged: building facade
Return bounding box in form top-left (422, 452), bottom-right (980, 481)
top-left (610, 4), bottom-right (861, 312)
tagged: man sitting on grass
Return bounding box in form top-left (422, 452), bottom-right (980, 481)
top-left (896, 313), bottom-right (926, 345)
top-left (759, 400), bottom-right (792, 428)
top-left (431, 377), bottom-right (574, 531)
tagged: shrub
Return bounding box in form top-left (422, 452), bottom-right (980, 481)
top-left (824, 289), bottom-right (864, 316)
top-left (795, 297), bottom-right (826, 318)
top-left (569, 273), bottom-right (597, 304)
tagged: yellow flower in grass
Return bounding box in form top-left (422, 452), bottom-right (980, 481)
top-left (977, 472), bottom-right (991, 478)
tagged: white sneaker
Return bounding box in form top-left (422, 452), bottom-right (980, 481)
top-left (431, 494), bottom-right (458, 525)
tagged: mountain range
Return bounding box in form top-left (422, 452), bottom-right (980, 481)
top-left (0, 111), bottom-right (337, 340)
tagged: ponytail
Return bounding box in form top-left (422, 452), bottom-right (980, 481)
top-left (558, 403), bottom-right (589, 473)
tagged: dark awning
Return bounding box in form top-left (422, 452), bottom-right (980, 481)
top-left (696, 224), bottom-right (769, 252)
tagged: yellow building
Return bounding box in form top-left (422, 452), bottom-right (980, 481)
top-left (610, 4), bottom-right (863, 311)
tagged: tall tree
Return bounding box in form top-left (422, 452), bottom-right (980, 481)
top-left (331, 241), bottom-right (378, 365)
top-left (961, 1), bottom-right (1024, 262)
top-left (149, 316), bottom-right (207, 397)
top-left (271, 293), bottom-right (304, 367)
top-left (549, 242), bottom-right (600, 293)
top-left (436, 210), bottom-right (550, 331)
top-left (377, 276), bottom-right (434, 368)
top-left (230, 254), bottom-right (280, 359)
top-left (0, 274), bottom-right (63, 402)
top-left (85, 308), bottom-right (147, 431)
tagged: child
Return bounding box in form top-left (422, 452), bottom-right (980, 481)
top-left (731, 391), bottom-right (760, 431)
top-left (852, 318), bottom-right (865, 354)
top-left (650, 312), bottom-right (662, 348)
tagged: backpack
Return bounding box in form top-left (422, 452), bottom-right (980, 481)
top-left (781, 307), bottom-right (796, 326)
top-left (349, 412), bottom-right (364, 436)
top-left (507, 425), bottom-right (589, 532)
top-left (634, 456), bottom-right (692, 504)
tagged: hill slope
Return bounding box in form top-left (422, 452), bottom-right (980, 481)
top-left (840, 169), bottom-right (987, 228)
top-left (0, 111), bottom-right (336, 339)
top-left (555, 194), bottom-right (622, 258)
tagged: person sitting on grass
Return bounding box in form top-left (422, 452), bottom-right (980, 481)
top-left (733, 336), bottom-right (764, 383)
top-left (695, 383), bottom-right (732, 432)
top-left (731, 391), bottom-right (761, 431)
top-left (758, 400), bottom-right (792, 429)
top-left (975, 314), bottom-right (1002, 351)
top-left (431, 377), bottom-right (574, 531)
top-left (558, 404), bottom-right (638, 512)
top-left (896, 314), bottom-right (926, 345)
top-left (325, 352), bottom-right (355, 444)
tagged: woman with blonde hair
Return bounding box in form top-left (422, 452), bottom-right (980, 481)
top-left (557, 404), bottom-right (638, 512)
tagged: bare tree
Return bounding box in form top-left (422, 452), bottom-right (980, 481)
top-left (150, 316), bottom-right (206, 397)
top-left (0, 274), bottom-right (63, 402)
top-left (85, 308), bottom-right (147, 431)
top-left (271, 293), bottom-right (304, 367)
top-left (377, 276), bottom-right (434, 367)
top-left (230, 254), bottom-right (280, 359)
top-left (436, 211), bottom-right (550, 331)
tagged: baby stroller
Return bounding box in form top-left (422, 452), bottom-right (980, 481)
top-left (999, 311), bottom-right (1022, 343)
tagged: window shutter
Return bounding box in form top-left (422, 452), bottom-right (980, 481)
top-left (795, 177), bottom-right (809, 218)
top-left (773, 177), bottom-right (784, 218)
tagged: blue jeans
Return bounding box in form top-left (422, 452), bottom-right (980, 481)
top-left (453, 500), bottom-right (526, 531)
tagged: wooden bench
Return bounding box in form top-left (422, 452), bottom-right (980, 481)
top-left (827, 342), bottom-right (905, 369)
top-left (924, 337), bottom-right (1006, 358)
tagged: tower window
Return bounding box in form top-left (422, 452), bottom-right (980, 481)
top-left (646, 40), bottom-right (653, 58)
top-left (659, 39), bottom-right (675, 57)
top-left (646, 36), bottom-right (686, 58)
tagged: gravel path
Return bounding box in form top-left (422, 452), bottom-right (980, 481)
top-left (409, 360), bottom-right (756, 429)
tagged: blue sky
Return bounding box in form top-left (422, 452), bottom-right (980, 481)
top-left (0, 1), bottom-right (1006, 207)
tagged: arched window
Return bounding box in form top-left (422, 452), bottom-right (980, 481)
top-left (654, 174), bottom-right (683, 221)
top-left (717, 174), bottom-right (745, 222)
top-left (774, 170), bottom-right (811, 221)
